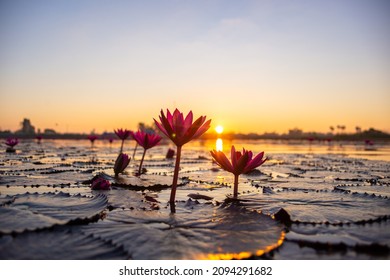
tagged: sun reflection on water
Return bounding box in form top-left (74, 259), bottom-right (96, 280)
top-left (216, 138), bottom-right (223, 151)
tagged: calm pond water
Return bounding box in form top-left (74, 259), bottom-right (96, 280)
top-left (196, 138), bottom-right (390, 162)
top-left (1, 138), bottom-right (389, 259)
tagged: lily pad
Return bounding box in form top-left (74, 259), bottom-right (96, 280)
top-left (288, 220), bottom-right (390, 247)
top-left (96, 172), bottom-right (185, 191)
top-left (334, 183), bottom-right (390, 197)
top-left (0, 226), bottom-right (128, 259)
top-left (0, 185), bottom-right (92, 197)
top-left (0, 171), bottom-right (92, 187)
top-left (269, 240), bottom-right (389, 260)
top-left (81, 203), bottom-right (285, 260)
top-left (0, 196), bottom-right (14, 206)
top-left (239, 189), bottom-right (390, 224)
top-left (105, 188), bottom-right (150, 210)
top-left (0, 192), bottom-right (107, 234)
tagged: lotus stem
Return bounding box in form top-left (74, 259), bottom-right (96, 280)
top-left (138, 149), bottom-right (147, 175)
top-left (233, 174), bottom-right (239, 199)
top-left (132, 143), bottom-right (138, 159)
top-left (170, 145), bottom-right (182, 212)
top-left (119, 140), bottom-right (124, 154)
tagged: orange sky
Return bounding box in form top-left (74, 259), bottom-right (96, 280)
top-left (1, 0), bottom-right (389, 134)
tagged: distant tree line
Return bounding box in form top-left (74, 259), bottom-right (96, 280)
top-left (1, 118), bottom-right (389, 141)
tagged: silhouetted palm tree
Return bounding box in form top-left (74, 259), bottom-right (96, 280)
top-left (355, 126), bottom-right (361, 134)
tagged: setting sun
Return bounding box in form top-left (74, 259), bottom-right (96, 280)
top-left (215, 125), bottom-right (224, 134)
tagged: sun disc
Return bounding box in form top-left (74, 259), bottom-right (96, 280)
top-left (215, 125), bottom-right (224, 134)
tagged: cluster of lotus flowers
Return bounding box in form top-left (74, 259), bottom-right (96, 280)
top-left (4, 136), bottom-right (43, 153)
top-left (2, 109), bottom-right (267, 213)
top-left (91, 108), bottom-right (267, 212)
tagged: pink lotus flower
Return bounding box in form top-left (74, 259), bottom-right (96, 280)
top-left (36, 135), bottom-right (43, 144)
top-left (88, 135), bottom-right (98, 142)
top-left (131, 130), bottom-right (162, 150)
top-left (5, 138), bottom-right (19, 147)
top-left (154, 109), bottom-right (211, 146)
top-left (131, 130), bottom-right (162, 175)
top-left (91, 177), bottom-right (111, 190)
top-left (365, 139), bottom-right (374, 146)
top-left (115, 128), bottom-right (132, 140)
top-left (113, 153), bottom-right (131, 176)
top-left (87, 135), bottom-right (98, 148)
top-left (115, 128), bottom-right (132, 153)
top-left (307, 137), bottom-right (315, 142)
top-left (210, 146), bottom-right (267, 199)
top-left (154, 109), bottom-right (211, 212)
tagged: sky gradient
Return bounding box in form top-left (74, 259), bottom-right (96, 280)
top-left (1, 0), bottom-right (389, 134)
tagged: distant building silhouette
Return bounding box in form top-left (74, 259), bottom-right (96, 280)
top-left (288, 128), bottom-right (303, 138)
top-left (16, 118), bottom-right (35, 135)
top-left (44, 129), bottom-right (56, 135)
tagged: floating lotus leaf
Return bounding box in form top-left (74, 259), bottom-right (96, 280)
top-left (0, 226), bottom-right (128, 259)
top-left (268, 180), bottom-right (335, 191)
top-left (105, 188), bottom-right (151, 210)
top-left (335, 184), bottom-right (390, 197)
top-left (0, 192), bottom-right (107, 234)
top-left (97, 172), bottom-right (184, 190)
top-left (269, 240), bottom-right (372, 260)
top-left (0, 196), bottom-right (14, 206)
top-left (0, 185), bottom-right (92, 197)
top-left (155, 180), bottom-right (258, 205)
top-left (115, 174), bottom-right (181, 188)
top-left (288, 220), bottom-right (390, 247)
top-left (81, 203), bottom-right (285, 260)
top-left (183, 169), bottom-right (242, 186)
top-left (274, 222), bottom-right (390, 260)
top-left (240, 189), bottom-right (390, 224)
top-left (0, 171), bottom-right (92, 186)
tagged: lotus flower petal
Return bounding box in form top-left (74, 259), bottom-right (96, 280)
top-left (212, 146), bottom-right (266, 176)
top-left (155, 109), bottom-right (211, 147)
top-left (132, 130), bottom-right (162, 150)
top-left (5, 138), bottom-right (19, 147)
top-left (211, 150), bottom-right (234, 173)
top-left (114, 153), bottom-right (131, 176)
top-left (114, 129), bottom-right (132, 140)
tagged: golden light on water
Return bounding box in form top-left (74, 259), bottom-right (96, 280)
top-left (199, 231), bottom-right (286, 260)
top-left (215, 125), bottom-right (224, 134)
top-left (215, 125), bottom-right (224, 151)
top-left (216, 138), bottom-right (223, 151)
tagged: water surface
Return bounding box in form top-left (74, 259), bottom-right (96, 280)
top-left (1, 139), bottom-right (389, 259)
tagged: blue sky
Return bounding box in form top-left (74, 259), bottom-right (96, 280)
top-left (1, 0), bottom-right (389, 133)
